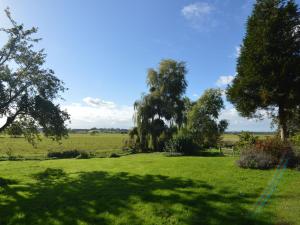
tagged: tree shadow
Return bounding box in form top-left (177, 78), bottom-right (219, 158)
top-left (0, 177), bottom-right (18, 187)
top-left (0, 169), bottom-right (275, 225)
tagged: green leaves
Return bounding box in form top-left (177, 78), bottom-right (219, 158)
top-left (227, 0), bottom-right (300, 139)
top-left (132, 59), bottom-right (188, 151)
top-left (0, 9), bottom-right (69, 143)
top-left (187, 89), bottom-right (228, 148)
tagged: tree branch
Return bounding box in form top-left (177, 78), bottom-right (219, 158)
top-left (0, 109), bottom-right (23, 132)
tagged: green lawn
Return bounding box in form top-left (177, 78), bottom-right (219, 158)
top-left (0, 133), bottom-right (127, 159)
top-left (0, 153), bottom-right (299, 225)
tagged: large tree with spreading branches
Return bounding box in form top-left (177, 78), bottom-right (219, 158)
top-left (0, 9), bottom-right (69, 143)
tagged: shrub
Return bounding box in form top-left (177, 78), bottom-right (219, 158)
top-left (238, 137), bottom-right (298, 169)
top-left (47, 150), bottom-right (82, 159)
top-left (122, 138), bottom-right (139, 153)
top-left (76, 151), bottom-right (92, 159)
top-left (238, 148), bottom-right (278, 169)
top-left (108, 153), bottom-right (120, 158)
top-left (164, 132), bottom-right (197, 155)
top-left (233, 132), bottom-right (258, 154)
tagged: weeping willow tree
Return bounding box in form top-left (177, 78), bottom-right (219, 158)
top-left (129, 59), bottom-right (187, 152)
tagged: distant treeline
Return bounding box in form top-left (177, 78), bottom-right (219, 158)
top-left (225, 131), bottom-right (276, 136)
top-left (69, 128), bottom-right (129, 134)
top-left (67, 129), bottom-right (275, 135)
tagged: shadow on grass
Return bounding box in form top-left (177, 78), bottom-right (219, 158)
top-left (0, 169), bottom-right (274, 225)
top-left (0, 177), bottom-right (18, 187)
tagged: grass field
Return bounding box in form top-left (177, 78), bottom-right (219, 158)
top-left (0, 133), bottom-right (127, 159)
top-left (0, 153), bottom-right (299, 225)
top-left (0, 133), bottom-right (273, 160)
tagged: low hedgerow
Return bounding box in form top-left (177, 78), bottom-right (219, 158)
top-left (108, 153), bottom-right (120, 158)
top-left (47, 150), bottom-right (92, 159)
top-left (238, 137), bottom-right (299, 169)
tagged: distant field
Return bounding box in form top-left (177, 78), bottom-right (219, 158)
top-left (0, 133), bottom-right (127, 159)
top-left (223, 133), bottom-right (274, 143)
top-left (0, 133), bottom-right (275, 159)
top-left (0, 154), bottom-right (299, 225)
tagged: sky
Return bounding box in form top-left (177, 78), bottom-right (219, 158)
top-left (1, 0), bottom-right (297, 131)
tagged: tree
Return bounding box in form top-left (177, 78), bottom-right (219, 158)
top-left (187, 89), bottom-right (228, 148)
top-left (6, 122), bottom-right (23, 138)
top-left (227, 0), bottom-right (300, 140)
top-left (132, 59), bottom-right (188, 151)
top-left (0, 9), bottom-right (69, 143)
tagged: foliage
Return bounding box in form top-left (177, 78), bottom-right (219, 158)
top-left (0, 9), bottom-right (69, 143)
top-left (227, 0), bottom-right (300, 140)
top-left (76, 151), bottom-right (92, 159)
top-left (233, 131), bottom-right (258, 154)
top-left (6, 122), bottom-right (23, 138)
top-left (47, 150), bottom-right (82, 159)
top-left (286, 106), bottom-right (300, 136)
top-left (238, 137), bottom-right (298, 169)
top-left (291, 132), bottom-right (300, 145)
top-left (187, 89), bottom-right (228, 148)
top-left (238, 148), bottom-right (278, 170)
top-left (131, 59), bottom-right (188, 152)
top-left (164, 131), bottom-right (197, 155)
top-left (108, 153), bottom-right (120, 158)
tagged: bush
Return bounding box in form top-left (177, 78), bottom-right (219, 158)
top-left (164, 132), bottom-right (197, 155)
top-left (233, 132), bottom-right (258, 155)
top-left (238, 148), bottom-right (277, 169)
top-left (47, 150), bottom-right (82, 159)
top-left (108, 153), bottom-right (120, 158)
top-left (76, 151), bottom-right (92, 159)
top-left (122, 138), bottom-right (139, 153)
top-left (238, 137), bottom-right (298, 169)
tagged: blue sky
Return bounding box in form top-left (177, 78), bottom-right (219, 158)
top-left (1, 0), bottom-right (296, 130)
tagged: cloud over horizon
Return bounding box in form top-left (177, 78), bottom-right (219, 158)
top-left (61, 96), bottom-right (273, 132)
top-left (63, 97), bottom-right (134, 129)
top-left (220, 107), bottom-right (273, 132)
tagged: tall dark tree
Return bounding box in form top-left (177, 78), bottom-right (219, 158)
top-left (227, 0), bottom-right (300, 140)
top-left (132, 59), bottom-right (187, 151)
top-left (0, 9), bottom-right (69, 143)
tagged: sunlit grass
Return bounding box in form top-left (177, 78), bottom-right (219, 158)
top-left (0, 153), bottom-right (299, 225)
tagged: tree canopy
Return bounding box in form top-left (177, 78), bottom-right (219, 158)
top-left (132, 59), bottom-right (187, 151)
top-left (0, 9), bottom-right (69, 143)
top-left (227, 0), bottom-right (300, 140)
top-left (187, 89), bottom-right (228, 148)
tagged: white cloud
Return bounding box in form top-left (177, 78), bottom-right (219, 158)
top-left (182, 2), bottom-right (213, 19)
top-left (63, 97), bottom-right (134, 129)
top-left (220, 107), bottom-right (273, 132)
top-left (83, 97), bottom-right (116, 108)
top-left (181, 2), bottom-right (216, 30)
top-left (216, 75), bottom-right (235, 87)
top-left (235, 46), bottom-right (241, 58)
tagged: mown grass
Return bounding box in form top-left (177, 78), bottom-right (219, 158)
top-left (0, 153), bottom-right (299, 225)
top-left (0, 133), bottom-right (127, 159)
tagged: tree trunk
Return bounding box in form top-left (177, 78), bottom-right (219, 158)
top-left (278, 105), bottom-right (287, 141)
